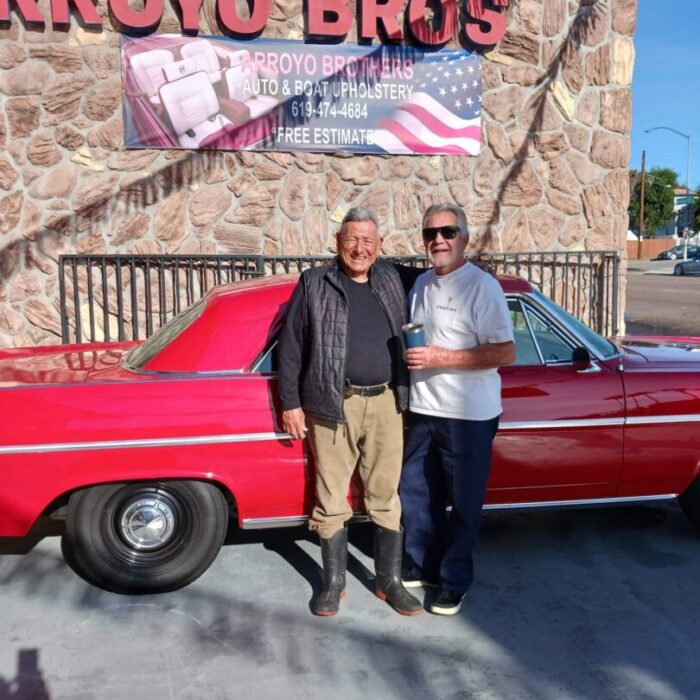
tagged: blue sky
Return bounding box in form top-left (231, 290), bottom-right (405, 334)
top-left (630, 2), bottom-right (700, 189)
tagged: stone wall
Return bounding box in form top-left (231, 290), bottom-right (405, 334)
top-left (0, 0), bottom-right (637, 346)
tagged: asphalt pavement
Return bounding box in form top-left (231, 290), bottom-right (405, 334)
top-left (2, 506), bottom-right (700, 700)
top-left (625, 259), bottom-right (700, 336)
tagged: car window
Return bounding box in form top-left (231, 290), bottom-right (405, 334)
top-left (530, 289), bottom-right (618, 359)
top-left (509, 299), bottom-right (541, 365)
top-left (252, 341), bottom-right (279, 373)
top-left (125, 299), bottom-right (205, 369)
top-left (524, 308), bottom-right (573, 362)
top-left (252, 294), bottom-right (607, 373)
top-left (509, 298), bottom-right (575, 365)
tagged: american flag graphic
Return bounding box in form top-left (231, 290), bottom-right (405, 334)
top-left (124, 36), bottom-right (487, 156)
top-left (373, 51), bottom-right (482, 156)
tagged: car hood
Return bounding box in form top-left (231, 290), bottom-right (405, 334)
top-left (619, 335), bottom-right (700, 368)
top-left (0, 342), bottom-right (139, 388)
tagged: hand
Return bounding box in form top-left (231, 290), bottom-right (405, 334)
top-left (282, 408), bottom-right (308, 440)
top-left (405, 344), bottom-right (442, 370)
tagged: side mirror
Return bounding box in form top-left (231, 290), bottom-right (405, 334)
top-left (572, 346), bottom-right (592, 372)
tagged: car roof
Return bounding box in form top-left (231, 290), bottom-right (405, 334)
top-left (143, 267), bottom-right (534, 373)
top-left (207, 273), bottom-right (300, 301)
top-left (497, 274), bottom-right (533, 293)
top-left (206, 268), bottom-right (534, 299)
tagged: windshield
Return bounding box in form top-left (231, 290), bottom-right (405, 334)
top-left (125, 299), bottom-right (205, 370)
top-left (531, 290), bottom-right (618, 359)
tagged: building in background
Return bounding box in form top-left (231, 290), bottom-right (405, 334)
top-left (0, 0), bottom-right (638, 346)
top-left (653, 186), bottom-right (695, 238)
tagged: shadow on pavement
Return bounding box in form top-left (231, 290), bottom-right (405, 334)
top-left (227, 523), bottom-right (378, 608)
top-left (0, 520), bottom-right (64, 556)
top-left (0, 650), bottom-right (51, 700)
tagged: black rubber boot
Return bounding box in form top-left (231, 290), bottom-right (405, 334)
top-left (312, 526), bottom-right (348, 616)
top-left (374, 527), bottom-right (424, 616)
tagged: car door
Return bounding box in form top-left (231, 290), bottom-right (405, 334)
top-left (252, 340), bottom-right (376, 519)
top-left (241, 340), bottom-right (315, 524)
top-left (486, 295), bottom-right (625, 505)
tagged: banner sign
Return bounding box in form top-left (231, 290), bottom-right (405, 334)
top-left (122, 36), bottom-right (482, 156)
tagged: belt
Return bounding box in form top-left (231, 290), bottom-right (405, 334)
top-left (344, 382), bottom-right (390, 398)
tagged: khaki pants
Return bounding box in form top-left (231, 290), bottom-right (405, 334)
top-left (308, 389), bottom-right (404, 539)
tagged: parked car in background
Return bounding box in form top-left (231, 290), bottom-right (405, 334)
top-left (2, 274), bottom-right (700, 595)
top-left (657, 244), bottom-right (700, 260)
top-left (673, 255), bottom-right (700, 276)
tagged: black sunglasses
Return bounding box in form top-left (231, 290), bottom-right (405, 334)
top-left (421, 225), bottom-right (461, 242)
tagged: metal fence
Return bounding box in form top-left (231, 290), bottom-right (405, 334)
top-left (58, 252), bottom-right (620, 344)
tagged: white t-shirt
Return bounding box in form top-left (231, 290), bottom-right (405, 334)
top-left (408, 262), bottom-right (514, 421)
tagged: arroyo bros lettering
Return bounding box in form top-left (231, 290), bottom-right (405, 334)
top-left (0, 0), bottom-right (508, 46)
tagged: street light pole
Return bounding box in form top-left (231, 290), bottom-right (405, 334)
top-left (644, 126), bottom-right (692, 259)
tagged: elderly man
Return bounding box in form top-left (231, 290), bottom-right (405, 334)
top-left (278, 207), bottom-right (422, 617)
top-left (400, 202), bottom-right (515, 615)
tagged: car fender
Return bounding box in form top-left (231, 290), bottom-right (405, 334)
top-left (0, 452), bottom-right (246, 538)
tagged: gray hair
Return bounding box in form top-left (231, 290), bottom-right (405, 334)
top-left (340, 207), bottom-right (379, 236)
top-left (422, 203), bottom-right (468, 237)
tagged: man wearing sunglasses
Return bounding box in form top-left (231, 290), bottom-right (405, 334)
top-left (400, 202), bottom-right (515, 616)
top-left (278, 207), bottom-right (422, 617)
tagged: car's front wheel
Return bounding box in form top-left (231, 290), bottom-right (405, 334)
top-left (674, 265), bottom-right (685, 276)
top-left (64, 481), bottom-right (229, 594)
top-left (669, 253), bottom-right (678, 260)
top-left (679, 476), bottom-right (700, 529)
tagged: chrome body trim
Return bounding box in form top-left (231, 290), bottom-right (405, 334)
top-left (5, 414), bottom-right (700, 455)
top-left (241, 495), bottom-right (678, 529)
top-left (482, 494), bottom-right (677, 511)
top-left (0, 431), bottom-right (291, 455)
top-left (626, 414), bottom-right (700, 426)
top-left (124, 366), bottom-right (247, 377)
top-left (241, 514), bottom-right (370, 530)
top-left (499, 418), bottom-right (624, 430)
top-left (242, 516), bottom-right (307, 529)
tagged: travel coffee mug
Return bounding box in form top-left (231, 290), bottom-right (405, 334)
top-left (402, 322), bottom-right (426, 348)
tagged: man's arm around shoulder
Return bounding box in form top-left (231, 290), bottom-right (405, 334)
top-left (392, 262), bottom-right (425, 295)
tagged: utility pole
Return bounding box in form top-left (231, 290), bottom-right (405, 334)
top-left (638, 149), bottom-right (645, 260)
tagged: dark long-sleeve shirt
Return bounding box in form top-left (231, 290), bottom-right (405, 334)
top-left (278, 262), bottom-right (422, 412)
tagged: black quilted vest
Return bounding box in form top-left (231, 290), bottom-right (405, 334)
top-left (300, 258), bottom-right (409, 423)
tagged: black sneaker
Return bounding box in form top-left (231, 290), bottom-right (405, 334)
top-left (430, 589), bottom-right (465, 615)
top-left (401, 567), bottom-right (438, 589)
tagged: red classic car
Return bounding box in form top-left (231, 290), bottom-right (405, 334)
top-left (2, 274), bottom-right (700, 594)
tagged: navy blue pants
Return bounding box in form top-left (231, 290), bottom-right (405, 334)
top-left (400, 412), bottom-right (499, 594)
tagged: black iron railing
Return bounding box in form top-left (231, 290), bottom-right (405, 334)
top-left (58, 252), bottom-right (619, 344)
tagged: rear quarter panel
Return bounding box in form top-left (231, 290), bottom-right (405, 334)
top-left (0, 374), bottom-right (310, 537)
top-left (620, 359), bottom-right (700, 496)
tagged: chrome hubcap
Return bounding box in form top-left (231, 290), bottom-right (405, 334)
top-left (120, 497), bottom-right (176, 550)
